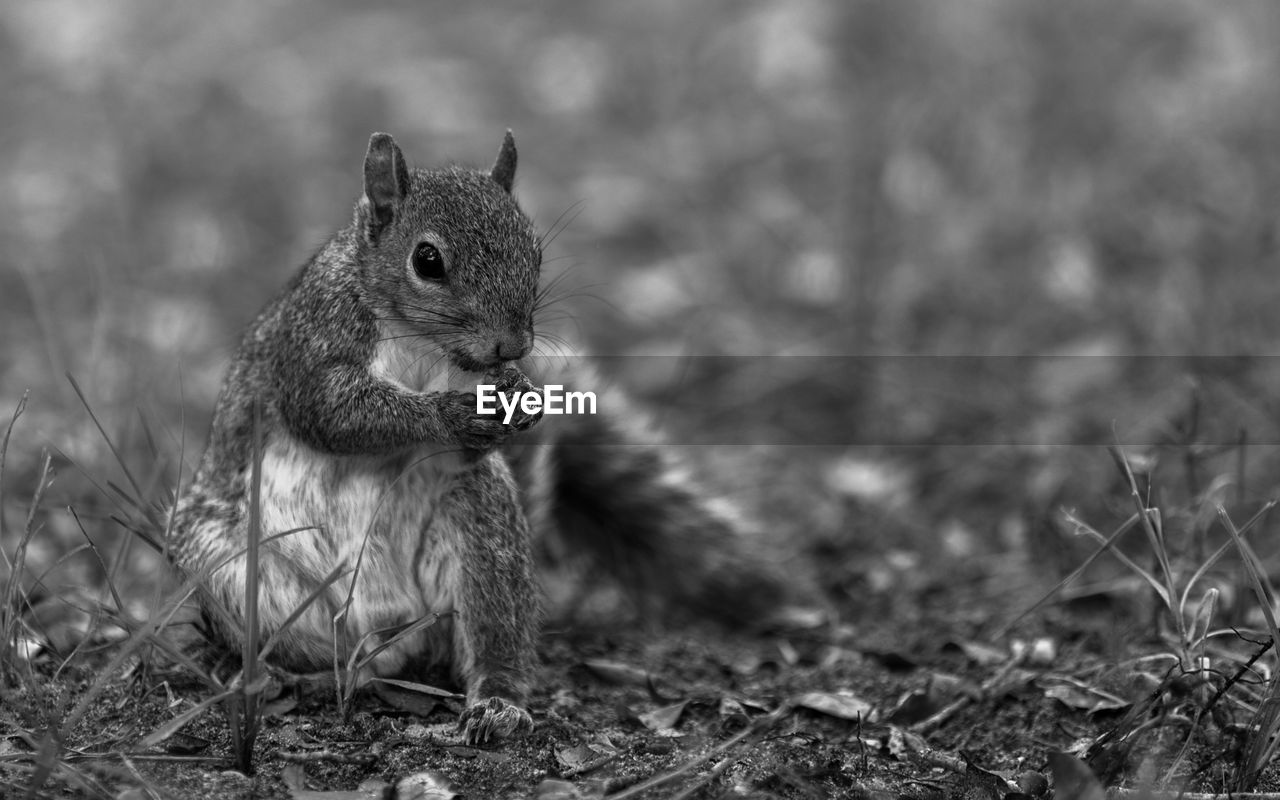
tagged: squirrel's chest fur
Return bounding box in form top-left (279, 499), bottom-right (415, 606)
top-left (244, 434), bottom-right (457, 673)
top-left (257, 434), bottom-right (452, 576)
top-left (231, 330), bottom-right (473, 672)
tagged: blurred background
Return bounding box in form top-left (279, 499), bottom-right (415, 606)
top-left (4, 0), bottom-right (1280, 609)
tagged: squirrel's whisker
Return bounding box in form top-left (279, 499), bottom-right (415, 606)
top-left (536, 200), bottom-right (584, 251)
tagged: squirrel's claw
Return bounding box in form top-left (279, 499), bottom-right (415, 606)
top-left (458, 696), bottom-right (533, 745)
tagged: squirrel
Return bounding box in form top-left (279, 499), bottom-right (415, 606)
top-left (170, 131), bottom-right (785, 745)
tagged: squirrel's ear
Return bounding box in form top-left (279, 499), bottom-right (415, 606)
top-left (490, 130), bottom-right (517, 193)
top-left (361, 133), bottom-right (410, 239)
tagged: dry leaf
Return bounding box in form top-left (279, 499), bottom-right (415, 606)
top-left (556, 737), bottom-right (619, 777)
top-left (581, 659), bottom-right (651, 686)
top-left (886, 725), bottom-right (928, 759)
top-left (862, 649), bottom-right (919, 671)
top-left (719, 697), bottom-right (749, 728)
top-left (163, 732), bottom-right (210, 756)
top-left (556, 744), bottom-right (594, 772)
top-left (777, 640), bottom-right (801, 666)
top-left (792, 691), bottom-right (873, 721)
top-left (260, 696), bottom-right (299, 717)
top-left (395, 772), bottom-right (457, 800)
top-left (284, 765), bottom-right (388, 799)
top-left (1043, 681), bottom-right (1130, 714)
top-left (536, 779), bottom-right (604, 800)
top-left (639, 700), bottom-right (689, 731)
top-left (371, 680), bottom-right (444, 717)
top-left (943, 639), bottom-right (1007, 666)
top-left (883, 688), bottom-right (940, 725)
top-left (769, 605), bottom-right (828, 629)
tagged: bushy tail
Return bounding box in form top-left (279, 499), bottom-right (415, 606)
top-left (507, 385), bottom-right (788, 628)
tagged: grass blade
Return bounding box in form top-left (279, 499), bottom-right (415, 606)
top-left (340, 612), bottom-right (442, 710)
top-left (234, 398), bottom-right (265, 774)
top-left (1111, 445), bottom-right (1182, 638)
top-left (1065, 511), bottom-right (1171, 610)
top-left (257, 565), bottom-right (348, 663)
top-left (1178, 500), bottom-right (1275, 617)
top-left (66, 373), bottom-right (161, 532)
top-left (1219, 506), bottom-right (1280, 643)
top-left (139, 686), bottom-right (241, 749)
top-left (998, 512), bottom-right (1139, 636)
top-left (0, 391), bottom-right (29, 569)
top-left (2, 452), bottom-right (52, 686)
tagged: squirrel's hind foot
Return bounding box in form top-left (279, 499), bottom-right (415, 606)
top-left (457, 696), bottom-right (533, 745)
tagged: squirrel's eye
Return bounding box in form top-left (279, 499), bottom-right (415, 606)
top-left (411, 242), bottom-right (446, 281)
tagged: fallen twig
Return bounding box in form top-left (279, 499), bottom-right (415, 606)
top-left (0, 751), bottom-right (229, 765)
top-left (607, 703), bottom-right (792, 800)
top-left (910, 653), bottom-right (1025, 735)
top-left (667, 755), bottom-right (737, 800)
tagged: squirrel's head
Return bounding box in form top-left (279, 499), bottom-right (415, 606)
top-left (354, 131), bottom-right (540, 372)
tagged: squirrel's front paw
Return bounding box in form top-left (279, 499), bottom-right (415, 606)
top-left (457, 696), bottom-right (533, 745)
top-left (490, 367), bottom-right (543, 432)
top-left (444, 391), bottom-right (511, 452)
top-left (461, 416), bottom-right (512, 452)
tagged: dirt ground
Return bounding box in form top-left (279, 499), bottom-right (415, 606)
top-left (7, 504), bottom-right (1273, 800)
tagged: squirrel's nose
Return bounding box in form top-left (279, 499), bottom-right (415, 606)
top-left (495, 331), bottom-right (532, 362)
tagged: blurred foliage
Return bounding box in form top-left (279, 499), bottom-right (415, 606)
top-left (4, 0), bottom-right (1280, 583)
